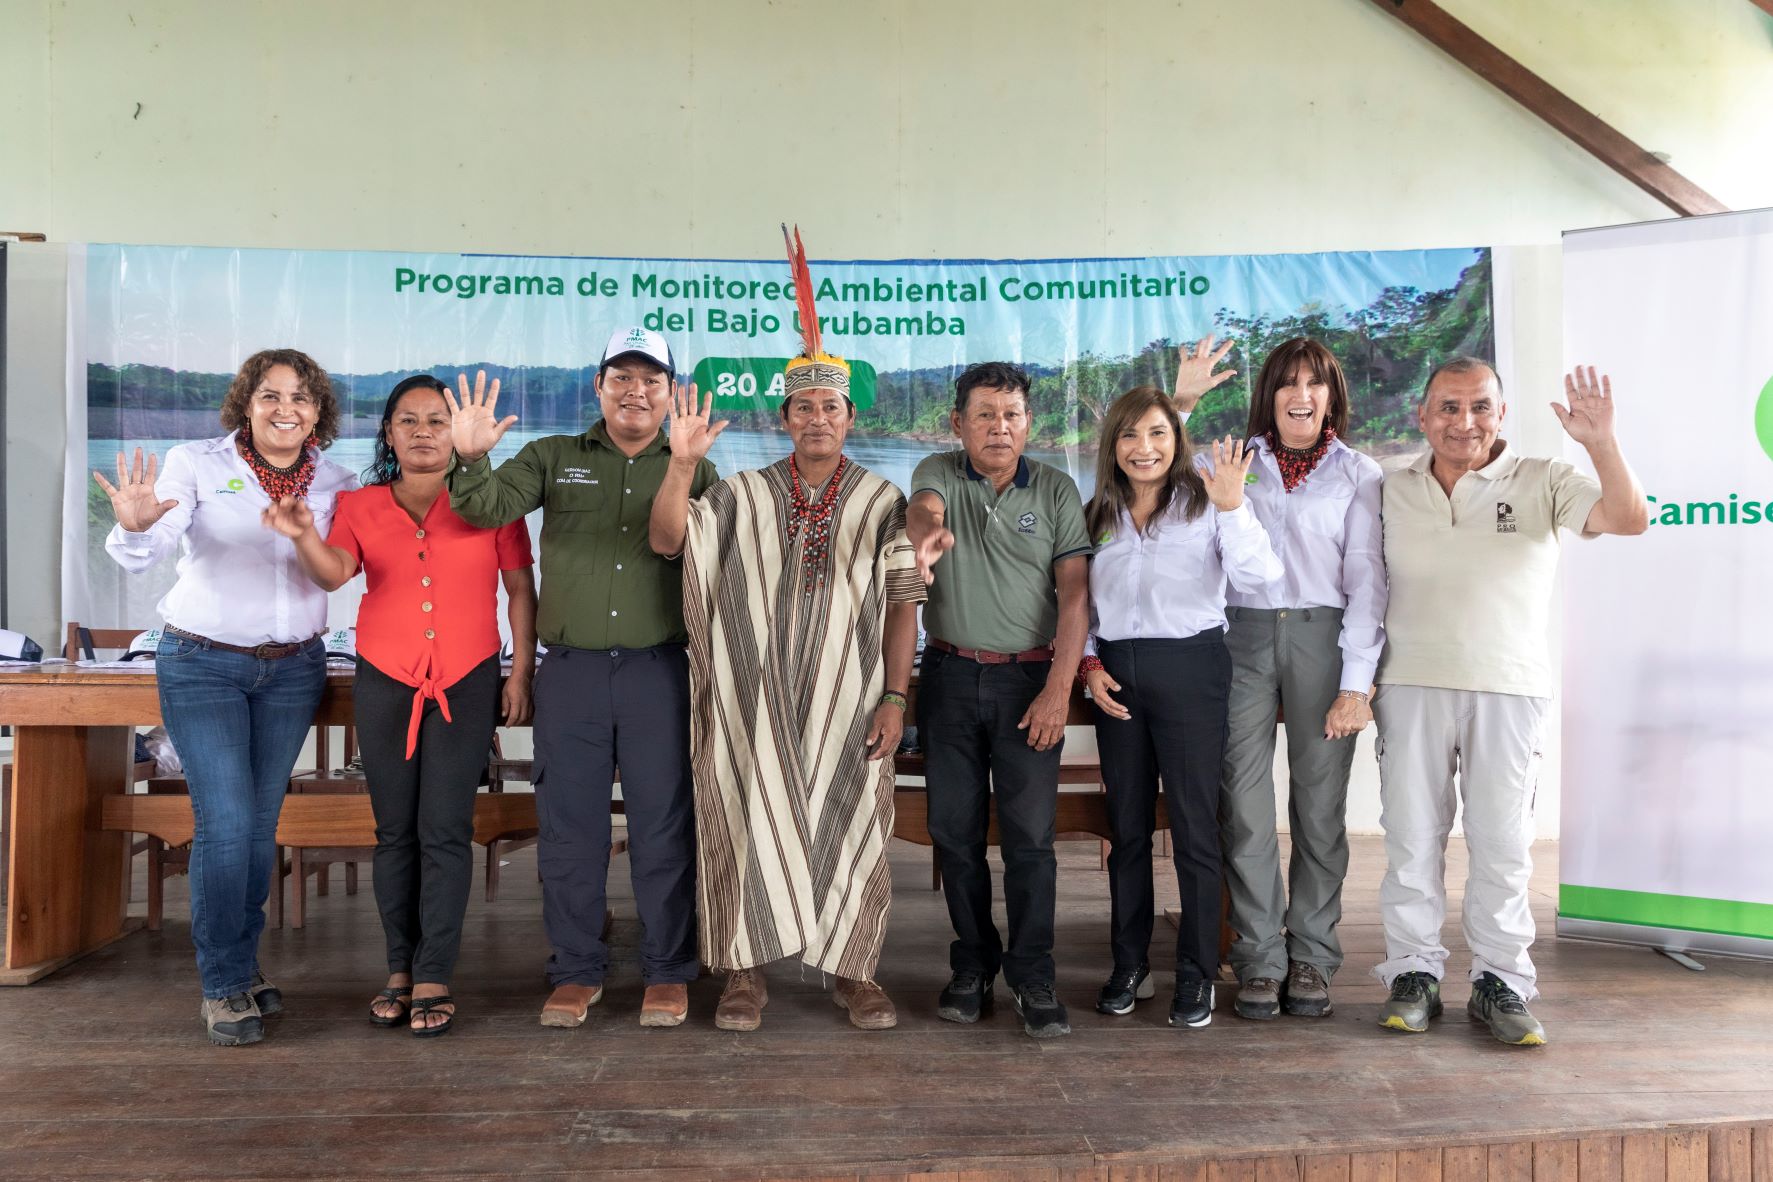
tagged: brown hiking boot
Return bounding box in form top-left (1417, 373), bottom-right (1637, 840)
top-left (1234, 976), bottom-right (1281, 1021)
top-left (639, 982), bottom-right (689, 1028)
top-left (1283, 961), bottom-right (1333, 1017)
top-left (715, 968), bottom-right (768, 1031)
top-left (833, 978), bottom-right (899, 1030)
top-left (539, 983), bottom-right (604, 1028)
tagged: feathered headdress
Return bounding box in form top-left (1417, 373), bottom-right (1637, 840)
top-left (781, 224), bottom-right (850, 399)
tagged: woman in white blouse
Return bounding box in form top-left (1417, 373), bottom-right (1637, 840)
top-left (1192, 338), bottom-right (1387, 1024)
top-left (1080, 386), bottom-right (1281, 1029)
top-left (96, 349), bottom-right (357, 1047)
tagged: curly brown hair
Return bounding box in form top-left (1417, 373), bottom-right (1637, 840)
top-left (218, 348), bottom-right (342, 448)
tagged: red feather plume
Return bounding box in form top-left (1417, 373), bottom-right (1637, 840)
top-left (782, 223), bottom-right (822, 359)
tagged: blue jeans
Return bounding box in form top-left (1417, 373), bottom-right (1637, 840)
top-left (156, 632), bottom-right (327, 998)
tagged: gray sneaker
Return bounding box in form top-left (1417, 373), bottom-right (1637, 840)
top-left (1379, 971), bottom-right (1442, 1033)
top-left (1283, 961), bottom-right (1332, 1017)
top-left (1234, 976), bottom-right (1281, 1020)
top-left (1467, 972), bottom-right (1547, 1046)
top-left (201, 992), bottom-right (264, 1046)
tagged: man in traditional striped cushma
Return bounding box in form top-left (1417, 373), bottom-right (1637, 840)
top-left (649, 358), bottom-right (924, 1031)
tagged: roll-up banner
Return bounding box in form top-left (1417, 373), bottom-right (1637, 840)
top-left (1560, 209), bottom-right (1773, 958)
top-left (68, 242), bottom-right (1493, 629)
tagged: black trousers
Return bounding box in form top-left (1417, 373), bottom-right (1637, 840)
top-left (533, 644), bottom-right (697, 987)
top-left (918, 647), bottom-right (1063, 987)
top-left (355, 653), bottom-right (501, 982)
top-left (1095, 632), bottom-right (1232, 981)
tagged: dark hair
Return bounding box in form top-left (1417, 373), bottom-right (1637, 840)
top-left (596, 352), bottom-right (671, 382)
top-left (364, 375), bottom-right (449, 486)
top-left (1245, 338), bottom-right (1349, 441)
top-left (1085, 386), bottom-right (1208, 541)
top-left (954, 361), bottom-right (1031, 413)
top-left (219, 348), bottom-right (342, 448)
top-left (1421, 354), bottom-right (1502, 404)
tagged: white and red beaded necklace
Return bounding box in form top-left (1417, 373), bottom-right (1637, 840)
top-left (786, 453), bottom-right (849, 592)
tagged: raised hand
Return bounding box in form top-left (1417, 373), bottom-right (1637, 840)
top-left (1173, 335), bottom-right (1237, 413)
top-left (1202, 436), bottom-right (1256, 512)
top-left (445, 370), bottom-right (516, 462)
top-left (1552, 366), bottom-right (1617, 449)
top-left (260, 495), bottom-right (315, 540)
top-left (665, 381), bottom-right (727, 463)
top-left (913, 527), bottom-right (954, 586)
top-left (92, 448), bottom-right (179, 533)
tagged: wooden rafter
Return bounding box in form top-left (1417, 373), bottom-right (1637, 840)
top-left (1365, 0), bottom-right (1729, 217)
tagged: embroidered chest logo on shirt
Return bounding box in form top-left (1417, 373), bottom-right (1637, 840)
top-left (556, 468), bottom-right (599, 486)
top-left (213, 478), bottom-right (247, 494)
top-left (1496, 502), bottom-right (1517, 534)
top-left (1017, 511), bottom-right (1039, 535)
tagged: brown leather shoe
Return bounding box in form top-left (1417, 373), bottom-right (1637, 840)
top-left (714, 968), bottom-right (767, 1031)
top-left (539, 983), bottom-right (604, 1028)
top-left (639, 982), bottom-right (689, 1028)
top-left (834, 977), bottom-right (898, 1030)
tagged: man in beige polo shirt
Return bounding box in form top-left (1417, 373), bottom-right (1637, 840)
top-left (1373, 358), bottom-right (1647, 1046)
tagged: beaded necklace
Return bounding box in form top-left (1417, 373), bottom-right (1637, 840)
top-left (1265, 426), bottom-right (1337, 493)
top-left (240, 427), bottom-right (318, 501)
top-left (786, 453), bottom-right (849, 592)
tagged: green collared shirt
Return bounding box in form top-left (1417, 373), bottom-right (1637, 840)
top-left (448, 421), bottom-right (717, 650)
top-left (911, 449), bottom-right (1091, 654)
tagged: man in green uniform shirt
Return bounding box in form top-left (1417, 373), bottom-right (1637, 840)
top-left (446, 327), bottom-right (716, 1029)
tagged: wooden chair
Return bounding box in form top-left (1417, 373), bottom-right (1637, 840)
top-left (284, 725), bottom-right (370, 929)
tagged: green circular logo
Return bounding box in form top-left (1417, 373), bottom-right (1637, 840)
top-left (1758, 374), bottom-right (1773, 464)
top-left (227, 478), bottom-right (245, 491)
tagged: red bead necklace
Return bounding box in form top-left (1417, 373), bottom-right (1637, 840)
top-left (786, 454), bottom-right (849, 592)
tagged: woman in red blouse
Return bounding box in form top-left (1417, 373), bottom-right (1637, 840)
top-left (265, 374), bottom-right (537, 1036)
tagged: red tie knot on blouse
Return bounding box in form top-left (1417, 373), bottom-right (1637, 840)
top-left (324, 485), bottom-right (534, 759)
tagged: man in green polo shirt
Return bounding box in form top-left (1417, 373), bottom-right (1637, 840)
top-left (906, 360), bottom-right (1092, 1039)
top-left (446, 327), bottom-right (717, 1030)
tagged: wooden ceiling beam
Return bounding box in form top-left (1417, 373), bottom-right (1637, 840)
top-left (1365, 0), bottom-right (1729, 217)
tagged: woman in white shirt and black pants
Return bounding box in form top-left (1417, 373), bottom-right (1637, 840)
top-left (1081, 386), bottom-right (1282, 1028)
top-left (98, 349), bottom-right (357, 1047)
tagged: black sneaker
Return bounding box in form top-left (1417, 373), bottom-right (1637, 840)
top-left (1168, 978), bottom-right (1215, 1028)
top-left (936, 970), bottom-right (996, 1024)
top-left (1379, 971), bottom-right (1443, 1033)
top-left (200, 992), bottom-right (264, 1047)
top-left (1095, 964), bottom-right (1155, 1016)
top-left (1012, 981), bottom-right (1070, 1038)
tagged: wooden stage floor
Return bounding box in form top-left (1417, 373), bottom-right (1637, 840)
top-left (1, 836), bottom-right (1771, 1181)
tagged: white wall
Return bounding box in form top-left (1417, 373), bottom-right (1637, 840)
top-left (5, 0), bottom-right (1772, 835)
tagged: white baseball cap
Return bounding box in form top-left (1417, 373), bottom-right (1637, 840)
top-left (600, 326), bottom-right (674, 375)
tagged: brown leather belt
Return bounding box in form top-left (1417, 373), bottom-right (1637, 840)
top-left (926, 637), bottom-right (1055, 665)
top-left (165, 626), bottom-right (319, 660)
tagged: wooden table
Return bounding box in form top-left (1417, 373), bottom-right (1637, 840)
top-left (0, 666), bottom-right (540, 985)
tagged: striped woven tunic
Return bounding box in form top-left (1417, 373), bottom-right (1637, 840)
top-left (682, 458), bottom-right (925, 977)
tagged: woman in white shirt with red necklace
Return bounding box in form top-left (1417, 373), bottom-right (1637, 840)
top-left (1080, 386), bottom-right (1281, 1030)
top-left (1191, 339), bottom-right (1387, 1025)
top-left (97, 349), bottom-right (357, 1047)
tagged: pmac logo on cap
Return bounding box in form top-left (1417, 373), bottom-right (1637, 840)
top-left (1017, 511), bottom-right (1039, 535)
top-left (624, 328), bottom-right (650, 346)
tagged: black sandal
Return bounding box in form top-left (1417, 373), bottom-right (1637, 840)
top-left (368, 987), bottom-right (412, 1027)
top-left (410, 994), bottom-right (456, 1038)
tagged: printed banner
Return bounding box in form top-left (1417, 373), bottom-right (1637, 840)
top-left (1560, 210), bottom-right (1773, 954)
top-left (71, 242), bottom-right (1493, 628)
